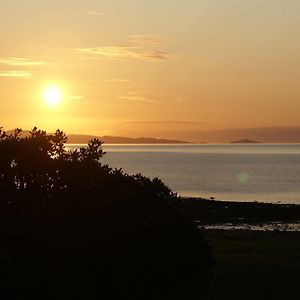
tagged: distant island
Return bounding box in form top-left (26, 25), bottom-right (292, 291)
top-left (231, 139), bottom-right (261, 144)
top-left (7, 130), bottom-right (189, 144)
top-left (68, 134), bottom-right (190, 144)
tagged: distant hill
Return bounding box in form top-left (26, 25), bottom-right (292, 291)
top-left (68, 134), bottom-right (189, 144)
top-left (5, 130), bottom-right (189, 144)
top-left (231, 139), bottom-right (261, 144)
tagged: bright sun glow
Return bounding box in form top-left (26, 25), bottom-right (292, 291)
top-left (43, 86), bottom-right (63, 107)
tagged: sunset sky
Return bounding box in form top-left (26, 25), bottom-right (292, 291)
top-left (1, 0), bottom-right (300, 142)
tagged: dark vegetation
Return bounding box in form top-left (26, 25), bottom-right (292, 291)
top-left (207, 230), bottom-right (300, 300)
top-left (0, 127), bottom-right (211, 299)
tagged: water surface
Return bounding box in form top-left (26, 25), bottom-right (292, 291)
top-left (67, 144), bottom-right (300, 204)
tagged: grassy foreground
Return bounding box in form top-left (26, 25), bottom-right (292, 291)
top-left (206, 230), bottom-right (300, 300)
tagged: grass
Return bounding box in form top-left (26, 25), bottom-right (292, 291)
top-left (205, 230), bottom-right (300, 300)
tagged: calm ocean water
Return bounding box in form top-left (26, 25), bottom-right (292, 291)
top-left (67, 144), bottom-right (300, 204)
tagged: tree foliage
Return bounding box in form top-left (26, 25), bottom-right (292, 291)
top-left (0, 127), bottom-right (212, 299)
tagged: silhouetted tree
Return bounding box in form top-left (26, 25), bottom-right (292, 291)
top-left (0, 127), bottom-right (212, 299)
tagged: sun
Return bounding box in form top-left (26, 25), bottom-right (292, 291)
top-left (43, 86), bottom-right (63, 107)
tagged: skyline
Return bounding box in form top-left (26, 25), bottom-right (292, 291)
top-left (1, 0), bottom-right (300, 142)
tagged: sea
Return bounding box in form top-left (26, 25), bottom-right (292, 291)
top-left (67, 144), bottom-right (300, 204)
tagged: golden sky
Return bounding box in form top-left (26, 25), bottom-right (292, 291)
top-left (1, 0), bottom-right (300, 141)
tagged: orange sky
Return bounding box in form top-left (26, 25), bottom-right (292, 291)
top-left (1, 0), bottom-right (300, 142)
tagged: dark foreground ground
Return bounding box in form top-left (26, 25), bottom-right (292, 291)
top-left (178, 199), bottom-right (300, 299)
top-left (2, 195), bottom-right (299, 299)
top-left (206, 230), bottom-right (300, 300)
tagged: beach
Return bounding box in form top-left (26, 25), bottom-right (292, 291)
top-left (180, 197), bottom-right (300, 230)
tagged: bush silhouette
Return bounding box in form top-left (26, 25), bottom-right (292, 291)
top-left (0, 127), bottom-right (212, 299)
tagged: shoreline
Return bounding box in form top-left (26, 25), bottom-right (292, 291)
top-left (182, 196), bottom-right (300, 206)
top-left (178, 197), bottom-right (300, 231)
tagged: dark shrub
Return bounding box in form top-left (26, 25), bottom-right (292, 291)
top-left (0, 127), bottom-right (212, 299)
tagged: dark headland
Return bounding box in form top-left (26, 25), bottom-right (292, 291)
top-left (7, 130), bottom-right (189, 144)
top-left (231, 138), bottom-right (261, 143)
top-left (67, 134), bottom-right (190, 144)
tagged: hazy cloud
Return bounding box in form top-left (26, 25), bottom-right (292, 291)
top-left (0, 57), bottom-right (47, 66)
top-left (85, 10), bottom-right (104, 16)
top-left (138, 50), bottom-right (169, 60)
top-left (129, 35), bottom-right (165, 46)
top-left (77, 46), bottom-right (134, 59)
top-left (76, 34), bottom-right (170, 61)
top-left (76, 46), bottom-right (169, 61)
top-left (0, 71), bottom-right (32, 78)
